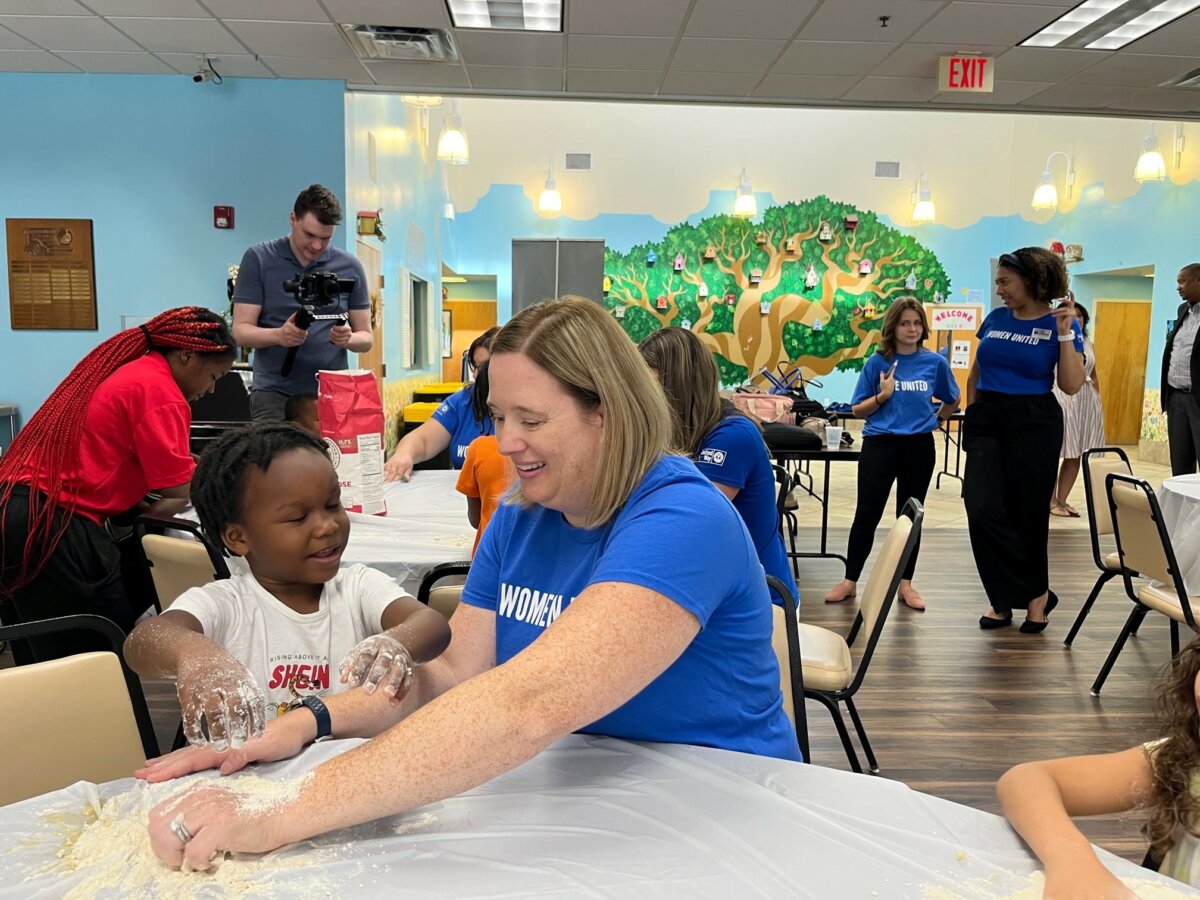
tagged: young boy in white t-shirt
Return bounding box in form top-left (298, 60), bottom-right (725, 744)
top-left (125, 423), bottom-right (451, 749)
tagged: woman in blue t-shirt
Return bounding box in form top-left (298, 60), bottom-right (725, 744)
top-left (639, 327), bottom-right (799, 607)
top-left (383, 327), bottom-right (498, 480)
top-left (966, 247), bottom-right (1086, 633)
top-left (139, 298), bottom-right (800, 871)
top-left (824, 298), bottom-right (959, 611)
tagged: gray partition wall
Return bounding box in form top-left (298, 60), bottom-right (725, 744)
top-left (512, 238), bottom-right (605, 314)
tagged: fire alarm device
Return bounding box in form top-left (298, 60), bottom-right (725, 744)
top-left (214, 206), bottom-right (235, 229)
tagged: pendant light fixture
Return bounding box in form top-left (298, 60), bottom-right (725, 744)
top-left (436, 99), bottom-right (469, 165)
top-left (911, 173), bottom-right (936, 225)
top-left (538, 161), bottom-right (562, 217)
top-left (1134, 123), bottom-right (1167, 183)
top-left (733, 168), bottom-right (757, 218)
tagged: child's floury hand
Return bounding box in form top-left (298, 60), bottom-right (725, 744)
top-left (176, 656), bottom-right (267, 750)
top-left (339, 635), bottom-right (414, 702)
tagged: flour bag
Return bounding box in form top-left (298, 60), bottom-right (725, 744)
top-left (317, 369), bottom-right (387, 516)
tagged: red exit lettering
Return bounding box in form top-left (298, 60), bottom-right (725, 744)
top-left (943, 56), bottom-right (990, 91)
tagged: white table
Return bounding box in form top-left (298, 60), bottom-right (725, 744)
top-left (1159, 474), bottom-right (1200, 594)
top-left (2, 736), bottom-right (1193, 899)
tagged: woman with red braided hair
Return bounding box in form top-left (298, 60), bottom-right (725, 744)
top-left (0, 306), bottom-right (235, 661)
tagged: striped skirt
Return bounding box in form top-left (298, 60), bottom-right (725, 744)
top-left (1053, 381), bottom-right (1105, 458)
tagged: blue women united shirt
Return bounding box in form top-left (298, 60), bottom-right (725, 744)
top-left (852, 348), bottom-right (960, 437)
top-left (976, 307), bottom-right (1084, 395)
top-left (460, 454), bottom-right (802, 762)
top-left (430, 385), bottom-right (494, 468)
top-left (694, 415), bottom-right (799, 606)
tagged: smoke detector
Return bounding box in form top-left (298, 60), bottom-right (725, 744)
top-left (343, 26), bottom-right (460, 62)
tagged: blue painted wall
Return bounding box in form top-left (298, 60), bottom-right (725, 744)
top-left (0, 73), bottom-right (346, 429)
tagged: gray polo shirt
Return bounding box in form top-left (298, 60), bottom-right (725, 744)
top-left (233, 236), bottom-right (370, 396)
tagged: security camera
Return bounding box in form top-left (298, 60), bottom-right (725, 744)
top-left (191, 57), bottom-right (221, 84)
top-left (192, 67), bottom-right (214, 84)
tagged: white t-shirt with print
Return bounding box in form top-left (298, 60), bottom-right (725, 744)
top-left (171, 564), bottom-right (405, 715)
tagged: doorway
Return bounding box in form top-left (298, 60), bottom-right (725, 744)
top-left (1093, 299), bottom-right (1152, 444)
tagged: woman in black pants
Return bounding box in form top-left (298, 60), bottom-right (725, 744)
top-left (966, 248), bottom-right (1085, 632)
top-left (825, 298), bottom-right (959, 610)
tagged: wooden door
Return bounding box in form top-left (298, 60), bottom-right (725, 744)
top-left (442, 299), bottom-right (497, 381)
top-left (355, 241), bottom-right (385, 393)
top-left (1093, 299), bottom-right (1151, 445)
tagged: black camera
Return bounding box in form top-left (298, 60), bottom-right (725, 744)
top-left (282, 270), bottom-right (356, 305)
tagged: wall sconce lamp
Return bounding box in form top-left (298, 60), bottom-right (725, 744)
top-left (1133, 122), bottom-right (1185, 183)
top-left (537, 161), bottom-right (562, 217)
top-left (1031, 151), bottom-right (1075, 211)
top-left (733, 168), bottom-right (757, 219)
top-left (911, 173), bottom-right (936, 225)
top-left (436, 99), bottom-right (470, 165)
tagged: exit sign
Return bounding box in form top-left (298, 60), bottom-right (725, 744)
top-left (938, 56), bottom-right (993, 93)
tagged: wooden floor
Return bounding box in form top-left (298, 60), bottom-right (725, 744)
top-left (1, 524), bottom-right (1172, 863)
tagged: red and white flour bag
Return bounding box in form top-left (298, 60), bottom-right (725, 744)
top-left (317, 369), bottom-right (387, 516)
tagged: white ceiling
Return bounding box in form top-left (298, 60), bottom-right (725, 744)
top-left (2, 0), bottom-right (1199, 119)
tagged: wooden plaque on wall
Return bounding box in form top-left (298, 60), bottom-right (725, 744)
top-left (6, 218), bottom-right (97, 330)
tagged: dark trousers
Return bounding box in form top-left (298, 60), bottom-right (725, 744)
top-left (963, 392), bottom-right (1063, 614)
top-left (1167, 389), bottom-right (1200, 476)
top-left (0, 485), bottom-right (139, 663)
top-left (845, 432), bottom-right (935, 582)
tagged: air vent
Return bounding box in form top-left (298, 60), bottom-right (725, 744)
top-left (343, 25), bottom-right (459, 62)
top-left (564, 153), bottom-right (591, 171)
top-left (874, 161), bottom-right (901, 180)
top-left (1163, 67), bottom-right (1200, 88)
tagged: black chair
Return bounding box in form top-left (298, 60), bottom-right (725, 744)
top-left (767, 574), bottom-right (810, 763)
top-left (418, 561), bottom-right (472, 620)
top-left (772, 464), bottom-right (799, 578)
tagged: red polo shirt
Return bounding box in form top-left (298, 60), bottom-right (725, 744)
top-left (21, 352), bottom-right (194, 524)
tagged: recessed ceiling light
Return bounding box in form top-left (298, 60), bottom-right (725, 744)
top-left (1020, 0), bottom-right (1200, 51)
top-left (446, 0), bottom-right (562, 32)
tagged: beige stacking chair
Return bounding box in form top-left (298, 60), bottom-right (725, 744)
top-left (1091, 473), bottom-right (1199, 695)
top-left (799, 499), bottom-right (922, 774)
top-left (418, 562), bottom-right (472, 620)
top-left (136, 514), bottom-right (230, 611)
top-left (767, 574), bottom-right (809, 763)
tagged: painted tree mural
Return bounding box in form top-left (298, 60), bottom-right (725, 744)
top-left (603, 196), bottom-right (950, 385)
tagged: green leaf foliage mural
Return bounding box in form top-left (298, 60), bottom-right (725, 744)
top-left (603, 196), bottom-right (950, 384)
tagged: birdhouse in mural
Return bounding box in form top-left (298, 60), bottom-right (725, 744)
top-left (817, 221), bottom-right (834, 242)
top-left (804, 264), bottom-right (818, 290)
top-left (863, 303), bottom-right (878, 319)
top-left (813, 318), bottom-right (824, 332)
top-left (656, 295), bottom-right (668, 310)
top-left (614, 306), bottom-right (626, 319)
top-left (858, 258), bottom-right (873, 275)
top-left (697, 282), bottom-right (709, 298)
top-left (749, 268), bottom-right (763, 284)
top-left (933, 290), bottom-right (946, 303)
top-left (760, 301), bottom-right (771, 316)
top-left (602, 275), bottom-right (612, 294)
top-left (784, 236), bottom-right (798, 252)
top-left (725, 293), bottom-right (737, 306)
top-left (673, 253), bottom-right (685, 271)
top-left (905, 270), bottom-right (917, 291)
top-left (704, 245), bottom-right (717, 260)
top-left (755, 230), bottom-right (768, 245)
top-left (647, 250), bottom-right (658, 266)
top-left (681, 318), bottom-right (693, 329)
top-left (844, 214), bottom-right (859, 231)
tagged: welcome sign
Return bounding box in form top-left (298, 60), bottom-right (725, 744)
top-left (930, 307), bottom-right (979, 331)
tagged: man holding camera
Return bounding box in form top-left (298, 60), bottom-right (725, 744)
top-left (233, 184), bottom-right (372, 421)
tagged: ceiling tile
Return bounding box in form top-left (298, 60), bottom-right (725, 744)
top-left (566, 67), bottom-right (662, 93)
top-left (1116, 10), bottom-right (1200, 56)
top-left (566, 35), bottom-right (672, 70)
top-left (202, 0), bottom-right (330, 23)
top-left (53, 49), bottom-right (173, 72)
top-left (993, 46), bottom-right (1101, 83)
top-left (1, 1), bottom-right (88, 12)
top-left (455, 31), bottom-right (563, 67)
top-left (798, 1), bottom-right (944, 43)
top-left (263, 56), bottom-right (373, 81)
top-left (684, 0), bottom-right (818, 39)
top-left (107, 17), bottom-right (245, 53)
top-left (323, 0), bottom-right (451, 28)
top-left (659, 70), bottom-right (762, 96)
top-left (1107, 86), bottom-right (1200, 114)
top-left (0, 48), bottom-right (78, 70)
top-left (869, 42), bottom-right (1006, 78)
top-left (157, 51), bottom-right (273, 77)
top-left (467, 65), bottom-right (562, 90)
top-left (85, 0), bottom-right (208, 15)
top-left (224, 20), bottom-right (351, 58)
top-left (911, 2), bottom-right (1064, 44)
top-left (1019, 82), bottom-right (1133, 108)
top-left (0, 15), bottom-right (139, 51)
top-left (772, 41), bottom-right (896, 76)
top-left (671, 37), bottom-right (786, 74)
top-left (841, 75), bottom-right (938, 102)
top-left (363, 60), bottom-right (471, 86)
top-left (0, 26), bottom-right (36, 50)
top-left (569, 0), bottom-right (691, 37)
top-left (752, 73), bottom-right (859, 99)
top-left (1070, 53), bottom-right (1198, 89)
top-left (931, 79), bottom-right (1055, 104)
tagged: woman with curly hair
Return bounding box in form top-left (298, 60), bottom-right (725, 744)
top-left (998, 637), bottom-right (1200, 895)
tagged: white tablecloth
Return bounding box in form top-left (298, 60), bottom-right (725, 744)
top-left (2, 736), bottom-right (1193, 899)
top-left (1160, 474), bottom-right (1200, 594)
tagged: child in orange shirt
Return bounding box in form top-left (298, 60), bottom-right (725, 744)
top-left (455, 364), bottom-right (512, 555)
